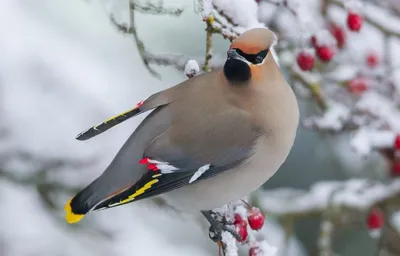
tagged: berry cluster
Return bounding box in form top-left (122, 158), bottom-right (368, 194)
top-left (296, 10), bottom-right (364, 72)
top-left (231, 202), bottom-right (266, 256)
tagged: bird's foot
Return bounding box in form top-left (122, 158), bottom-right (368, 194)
top-left (201, 210), bottom-right (241, 243)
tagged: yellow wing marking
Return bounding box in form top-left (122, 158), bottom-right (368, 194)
top-left (103, 108), bottom-right (137, 124)
top-left (109, 179), bottom-right (159, 207)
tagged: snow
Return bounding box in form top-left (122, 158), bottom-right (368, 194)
top-left (257, 240), bottom-right (278, 256)
top-left (368, 229), bottom-right (382, 239)
top-left (234, 205), bottom-right (249, 218)
top-left (201, 0), bottom-right (213, 18)
top-left (257, 179), bottom-right (400, 215)
top-left (184, 59), bottom-right (200, 78)
top-left (304, 102), bottom-right (350, 131)
top-left (391, 211), bottom-right (400, 233)
top-left (213, 0), bottom-right (264, 29)
top-left (350, 129), bottom-right (395, 156)
top-left (221, 231), bottom-right (238, 256)
top-left (344, 0), bottom-right (364, 13)
top-left (356, 92), bottom-right (400, 131)
top-left (364, 3), bottom-right (400, 34)
top-left (314, 29), bottom-right (338, 47)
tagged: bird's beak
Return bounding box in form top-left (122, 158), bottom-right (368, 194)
top-left (227, 49), bottom-right (247, 62)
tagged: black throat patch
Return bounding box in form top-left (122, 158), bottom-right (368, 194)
top-left (223, 59), bottom-right (251, 85)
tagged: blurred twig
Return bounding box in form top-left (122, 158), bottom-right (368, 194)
top-left (133, 1), bottom-right (183, 15)
top-left (0, 150), bottom-right (92, 210)
top-left (109, 0), bottom-right (183, 78)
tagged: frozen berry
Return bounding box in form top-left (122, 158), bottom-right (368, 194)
top-left (233, 214), bottom-right (247, 227)
top-left (329, 24), bottom-right (346, 48)
top-left (316, 46), bottom-right (334, 62)
top-left (394, 135), bottom-right (400, 150)
top-left (367, 208), bottom-right (384, 230)
top-left (347, 12), bottom-right (363, 31)
top-left (348, 77), bottom-right (368, 94)
top-left (391, 162), bottom-right (400, 177)
top-left (249, 246), bottom-right (259, 256)
top-left (235, 224), bottom-right (248, 243)
top-left (247, 207), bottom-right (265, 230)
top-left (297, 51), bottom-right (315, 71)
top-left (366, 52), bottom-right (379, 68)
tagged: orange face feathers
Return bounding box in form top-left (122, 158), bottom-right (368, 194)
top-left (229, 28), bottom-right (277, 55)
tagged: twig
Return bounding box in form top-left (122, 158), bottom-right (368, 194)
top-left (292, 72), bottom-right (329, 110)
top-left (110, 1), bottom-right (183, 78)
top-left (133, 1), bottom-right (183, 16)
top-left (142, 52), bottom-right (224, 72)
top-left (317, 185), bottom-right (343, 256)
top-left (203, 15), bottom-right (214, 72)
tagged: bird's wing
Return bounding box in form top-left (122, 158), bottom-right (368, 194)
top-left (92, 106), bottom-right (261, 211)
top-left (75, 91), bottom-right (172, 141)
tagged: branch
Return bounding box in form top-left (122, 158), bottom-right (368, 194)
top-left (0, 150), bottom-right (93, 210)
top-left (256, 179), bottom-right (400, 218)
top-left (110, 1), bottom-right (183, 79)
top-left (142, 51), bottom-right (224, 72)
top-left (203, 16), bottom-right (214, 72)
top-left (292, 71), bottom-right (329, 110)
top-left (133, 1), bottom-right (183, 16)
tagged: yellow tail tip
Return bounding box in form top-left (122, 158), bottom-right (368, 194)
top-left (64, 197), bottom-right (84, 224)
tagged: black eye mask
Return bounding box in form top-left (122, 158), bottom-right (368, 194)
top-left (235, 48), bottom-right (269, 64)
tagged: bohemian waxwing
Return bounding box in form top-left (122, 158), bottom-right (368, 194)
top-left (64, 28), bottom-right (299, 227)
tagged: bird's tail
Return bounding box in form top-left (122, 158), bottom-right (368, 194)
top-left (64, 176), bottom-right (130, 224)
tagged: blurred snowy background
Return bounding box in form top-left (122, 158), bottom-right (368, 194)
top-left (0, 0), bottom-right (399, 255)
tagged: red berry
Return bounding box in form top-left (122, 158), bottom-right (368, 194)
top-left (347, 12), bottom-right (363, 31)
top-left (348, 77), bottom-right (368, 94)
top-left (366, 52), bottom-right (379, 68)
top-left (329, 24), bottom-right (346, 48)
top-left (247, 208), bottom-right (265, 230)
top-left (297, 51), bottom-right (315, 71)
top-left (316, 46), bottom-right (334, 62)
top-left (367, 208), bottom-right (384, 230)
top-left (233, 214), bottom-right (247, 227)
top-left (235, 224), bottom-right (248, 243)
top-left (391, 162), bottom-right (400, 177)
top-left (394, 135), bottom-right (400, 149)
top-left (249, 247), bottom-right (259, 256)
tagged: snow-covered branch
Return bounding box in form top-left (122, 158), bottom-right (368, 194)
top-left (256, 179), bottom-right (400, 217)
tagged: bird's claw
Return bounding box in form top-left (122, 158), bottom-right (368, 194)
top-left (202, 210), bottom-right (242, 243)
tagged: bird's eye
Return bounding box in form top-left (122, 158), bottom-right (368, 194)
top-left (235, 48), bottom-right (269, 65)
top-left (254, 55), bottom-right (264, 64)
top-left (257, 49), bottom-right (268, 59)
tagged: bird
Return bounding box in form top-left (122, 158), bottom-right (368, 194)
top-left (64, 28), bottom-right (299, 234)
